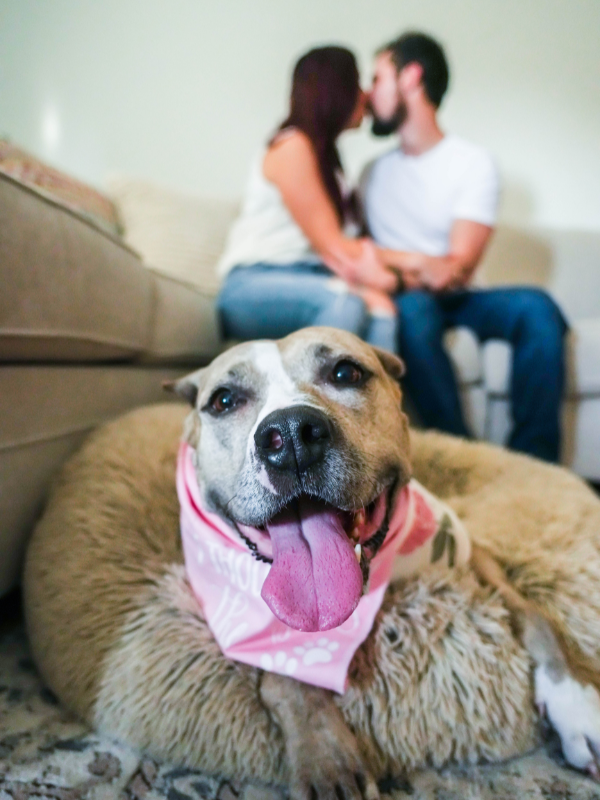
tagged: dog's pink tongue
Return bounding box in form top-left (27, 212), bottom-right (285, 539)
top-left (261, 498), bottom-right (363, 632)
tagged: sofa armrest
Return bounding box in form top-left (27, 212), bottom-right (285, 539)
top-left (0, 172), bottom-right (154, 362)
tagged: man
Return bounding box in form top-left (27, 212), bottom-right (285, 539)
top-left (363, 31), bottom-right (567, 463)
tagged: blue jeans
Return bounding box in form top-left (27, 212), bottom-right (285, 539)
top-left (218, 263), bottom-right (397, 351)
top-left (396, 288), bottom-right (568, 462)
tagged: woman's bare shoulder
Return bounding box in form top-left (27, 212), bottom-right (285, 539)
top-left (270, 127), bottom-right (314, 151)
top-left (263, 129), bottom-right (317, 179)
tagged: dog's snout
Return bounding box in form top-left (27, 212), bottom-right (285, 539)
top-left (254, 406), bottom-right (332, 474)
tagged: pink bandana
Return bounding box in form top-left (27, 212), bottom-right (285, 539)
top-left (178, 443), bottom-right (470, 694)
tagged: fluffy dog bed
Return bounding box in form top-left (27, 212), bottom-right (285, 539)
top-left (23, 404), bottom-right (600, 787)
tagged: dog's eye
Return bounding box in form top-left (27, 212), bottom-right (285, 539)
top-left (331, 360), bottom-right (364, 386)
top-left (207, 388), bottom-right (242, 415)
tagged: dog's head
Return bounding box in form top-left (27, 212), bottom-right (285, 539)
top-left (168, 327), bottom-right (411, 631)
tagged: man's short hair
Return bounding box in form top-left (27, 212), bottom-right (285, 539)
top-left (380, 31), bottom-right (449, 108)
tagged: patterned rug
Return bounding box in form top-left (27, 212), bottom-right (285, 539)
top-left (2, 592), bottom-right (600, 800)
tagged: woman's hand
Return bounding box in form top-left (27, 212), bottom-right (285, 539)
top-left (324, 238), bottom-right (398, 292)
top-left (355, 239), bottom-right (400, 292)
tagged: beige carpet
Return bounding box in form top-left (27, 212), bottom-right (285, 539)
top-left (2, 593), bottom-right (600, 800)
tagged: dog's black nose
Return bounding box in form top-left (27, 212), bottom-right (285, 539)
top-left (254, 406), bottom-right (333, 474)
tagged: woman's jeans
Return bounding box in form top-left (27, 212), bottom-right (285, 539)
top-left (218, 263), bottom-right (397, 351)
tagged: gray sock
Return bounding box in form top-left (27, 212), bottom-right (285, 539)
top-left (364, 314), bottom-right (398, 354)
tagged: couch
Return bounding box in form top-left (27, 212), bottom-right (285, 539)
top-left (2, 170), bottom-right (599, 598)
top-left (0, 171), bottom-right (234, 597)
top-left (447, 227), bottom-right (600, 480)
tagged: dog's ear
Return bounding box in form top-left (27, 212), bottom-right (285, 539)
top-left (372, 347), bottom-right (406, 384)
top-left (162, 368), bottom-right (207, 407)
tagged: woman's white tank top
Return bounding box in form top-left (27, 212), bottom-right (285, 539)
top-left (217, 131), bottom-right (356, 278)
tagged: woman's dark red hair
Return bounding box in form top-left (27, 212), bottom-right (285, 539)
top-left (275, 46), bottom-right (360, 222)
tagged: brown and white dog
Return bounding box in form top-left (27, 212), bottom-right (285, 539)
top-left (24, 327), bottom-right (600, 799)
top-left (169, 327), bottom-right (600, 797)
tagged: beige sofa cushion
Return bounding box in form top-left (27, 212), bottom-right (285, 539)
top-left (143, 270), bottom-right (224, 363)
top-left (0, 172), bottom-right (226, 364)
top-left (444, 327), bottom-right (482, 385)
top-left (0, 366), bottom-right (187, 596)
top-left (107, 176), bottom-right (239, 296)
top-left (480, 226), bottom-right (600, 322)
top-left (482, 319), bottom-right (600, 398)
top-left (0, 172), bottom-right (154, 361)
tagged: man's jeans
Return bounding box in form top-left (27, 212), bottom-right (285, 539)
top-left (218, 266), bottom-right (567, 463)
top-left (396, 288), bottom-right (568, 463)
top-left (218, 263), bottom-right (397, 352)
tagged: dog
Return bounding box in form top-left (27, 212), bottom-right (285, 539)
top-left (168, 326), bottom-right (600, 797)
top-left (24, 327), bottom-right (600, 799)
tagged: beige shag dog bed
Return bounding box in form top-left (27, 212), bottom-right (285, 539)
top-left (23, 404), bottom-right (600, 785)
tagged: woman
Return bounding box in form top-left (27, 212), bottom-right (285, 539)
top-left (217, 46), bottom-right (402, 353)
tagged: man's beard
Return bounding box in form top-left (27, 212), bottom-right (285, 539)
top-left (370, 99), bottom-right (407, 137)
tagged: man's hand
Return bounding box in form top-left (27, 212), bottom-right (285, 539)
top-left (380, 251), bottom-right (472, 293)
top-left (378, 219), bottom-right (494, 294)
top-left (416, 258), bottom-right (466, 291)
top-left (396, 262), bottom-right (426, 291)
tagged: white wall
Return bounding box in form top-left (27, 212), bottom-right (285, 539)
top-left (1, 0), bottom-right (599, 230)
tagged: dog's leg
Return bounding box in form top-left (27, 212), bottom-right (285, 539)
top-left (259, 671), bottom-right (379, 800)
top-left (471, 544), bottom-right (600, 778)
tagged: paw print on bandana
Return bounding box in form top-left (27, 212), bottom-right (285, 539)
top-left (293, 638), bottom-right (339, 666)
top-left (260, 651), bottom-right (298, 676)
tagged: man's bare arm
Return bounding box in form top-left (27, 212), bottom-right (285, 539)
top-left (379, 219), bottom-right (494, 292)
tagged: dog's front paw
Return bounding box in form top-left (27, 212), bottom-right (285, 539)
top-left (536, 666), bottom-right (600, 778)
top-left (287, 720), bottom-right (379, 800)
top-left (260, 672), bottom-right (379, 799)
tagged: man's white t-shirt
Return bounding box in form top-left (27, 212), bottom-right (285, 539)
top-left (363, 135), bottom-right (499, 257)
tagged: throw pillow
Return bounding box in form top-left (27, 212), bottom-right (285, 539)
top-left (0, 139), bottom-right (121, 236)
top-left (107, 176), bottom-right (239, 296)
